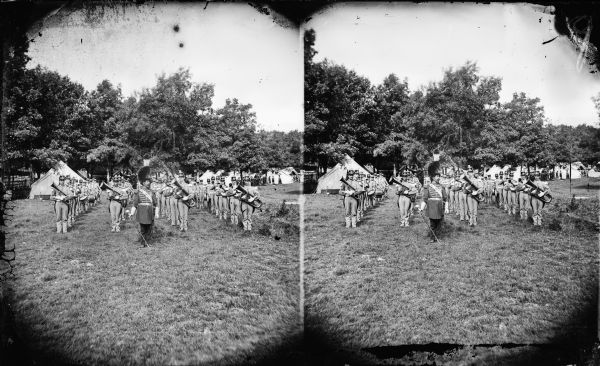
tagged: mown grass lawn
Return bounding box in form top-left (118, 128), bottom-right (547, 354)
top-left (304, 179), bottom-right (598, 365)
top-left (2, 184), bottom-right (301, 365)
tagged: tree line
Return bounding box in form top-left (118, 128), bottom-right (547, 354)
top-left (304, 29), bottom-right (600, 174)
top-left (2, 35), bottom-right (301, 180)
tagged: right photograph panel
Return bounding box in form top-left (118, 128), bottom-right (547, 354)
top-left (302, 3), bottom-right (599, 364)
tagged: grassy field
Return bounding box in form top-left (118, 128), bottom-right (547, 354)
top-left (304, 179), bottom-right (598, 365)
top-left (2, 183), bottom-right (301, 365)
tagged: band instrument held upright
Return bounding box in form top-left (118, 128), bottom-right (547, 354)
top-left (50, 182), bottom-right (76, 201)
top-left (235, 185), bottom-right (263, 209)
top-left (461, 175), bottom-right (484, 203)
top-left (525, 179), bottom-right (553, 203)
top-left (172, 179), bottom-right (196, 207)
top-left (339, 177), bottom-right (362, 199)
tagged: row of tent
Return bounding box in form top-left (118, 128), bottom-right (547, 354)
top-left (29, 161), bottom-right (301, 199)
top-left (314, 155), bottom-right (600, 194)
top-left (199, 167), bottom-right (298, 185)
top-left (484, 162), bottom-right (597, 180)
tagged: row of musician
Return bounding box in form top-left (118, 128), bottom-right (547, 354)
top-left (50, 174), bottom-right (261, 234)
top-left (340, 168), bottom-right (551, 229)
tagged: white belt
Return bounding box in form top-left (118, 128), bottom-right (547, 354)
top-left (138, 203), bottom-right (152, 206)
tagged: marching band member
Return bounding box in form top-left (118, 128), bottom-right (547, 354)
top-left (450, 172), bottom-right (462, 215)
top-left (507, 171), bottom-right (518, 215)
top-left (495, 173), bottom-right (504, 208)
top-left (209, 177), bottom-right (218, 215)
top-left (465, 169), bottom-right (483, 226)
top-left (458, 169), bottom-right (469, 222)
top-left (150, 177), bottom-right (161, 219)
top-left (240, 178), bottom-right (260, 231)
top-left (169, 176), bottom-right (179, 227)
top-left (218, 177), bottom-right (229, 220)
top-left (107, 174), bottom-right (127, 232)
top-left (530, 171), bottom-right (550, 226)
top-left (229, 177), bottom-right (241, 225)
top-left (396, 169), bottom-right (418, 227)
top-left (375, 173), bottom-right (386, 204)
top-left (50, 175), bottom-right (73, 234)
top-left (440, 172), bottom-right (451, 214)
top-left (340, 170), bottom-right (359, 228)
top-left (129, 167), bottom-right (158, 247)
top-left (419, 162), bottom-right (447, 242)
top-left (483, 175), bottom-right (492, 204)
top-left (516, 175), bottom-right (529, 220)
top-left (174, 175), bottom-right (191, 232)
top-left (63, 177), bottom-right (77, 228)
top-left (161, 177), bottom-right (173, 219)
top-left (356, 172), bottom-right (365, 222)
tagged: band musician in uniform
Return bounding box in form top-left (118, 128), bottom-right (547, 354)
top-left (340, 170), bottom-right (359, 228)
top-left (50, 175), bottom-right (73, 234)
top-left (465, 168), bottom-right (483, 227)
top-left (530, 171), bottom-right (550, 226)
top-left (396, 169), bottom-right (419, 227)
top-left (240, 178), bottom-right (260, 231)
top-left (107, 174), bottom-right (127, 233)
top-left (419, 162), bottom-right (448, 242)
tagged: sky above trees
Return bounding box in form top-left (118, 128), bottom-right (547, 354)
top-left (26, 3), bottom-right (302, 132)
top-left (305, 3), bottom-right (599, 127)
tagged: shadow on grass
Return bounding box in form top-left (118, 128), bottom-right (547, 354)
top-left (304, 286), bottom-right (598, 366)
top-left (1, 302), bottom-right (305, 366)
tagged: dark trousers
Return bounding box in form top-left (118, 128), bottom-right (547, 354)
top-left (429, 218), bottom-right (442, 239)
top-left (139, 223), bottom-right (153, 243)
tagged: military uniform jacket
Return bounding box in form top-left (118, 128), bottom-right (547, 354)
top-left (396, 182), bottom-right (418, 198)
top-left (339, 182), bottom-right (358, 198)
top-left (422, 182), bottom-right (447, 220)
top-left (52, 184), bottom-right (73, 202)
top-left (133, 187), bottom-right (157, 225)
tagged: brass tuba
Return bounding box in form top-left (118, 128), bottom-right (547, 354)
top-left (462, 176), bottom-right (484, 203)
top-left (525, 179), bottom-right (552, 203)
top-left (339, 177), bottom-right (361, 199)
top-left (50, 182), bottom-right (76, 201)
top-left (235, 185), bottom-right (263, 209)
top-left (173, 179), bottom-right (196, 208)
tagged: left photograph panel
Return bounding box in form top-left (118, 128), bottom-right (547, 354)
top-left (1, 3), bottom-right (302, 365)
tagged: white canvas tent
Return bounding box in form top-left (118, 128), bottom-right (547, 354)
top-left (278, 167), bottom-right (297, 184)
top-left (316, 154), bottom-right (371, 193)
top-left (588, 168), bottom-right (600, 178)
top-left (485, 164), bottom-right (502, 178)
top-left (29, 161), bottom-right (84, 199)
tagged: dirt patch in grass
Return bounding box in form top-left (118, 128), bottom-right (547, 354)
top-left (2, 191), bottom-right (300, 365)
top-left (304, 184), bottom-right (598, 364)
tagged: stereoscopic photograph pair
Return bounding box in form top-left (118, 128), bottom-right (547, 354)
top-left (1, 2), bottom-right (598, 365)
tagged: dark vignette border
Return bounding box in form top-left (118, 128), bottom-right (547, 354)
top-left (0, 1), bottom-right (599, 365)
